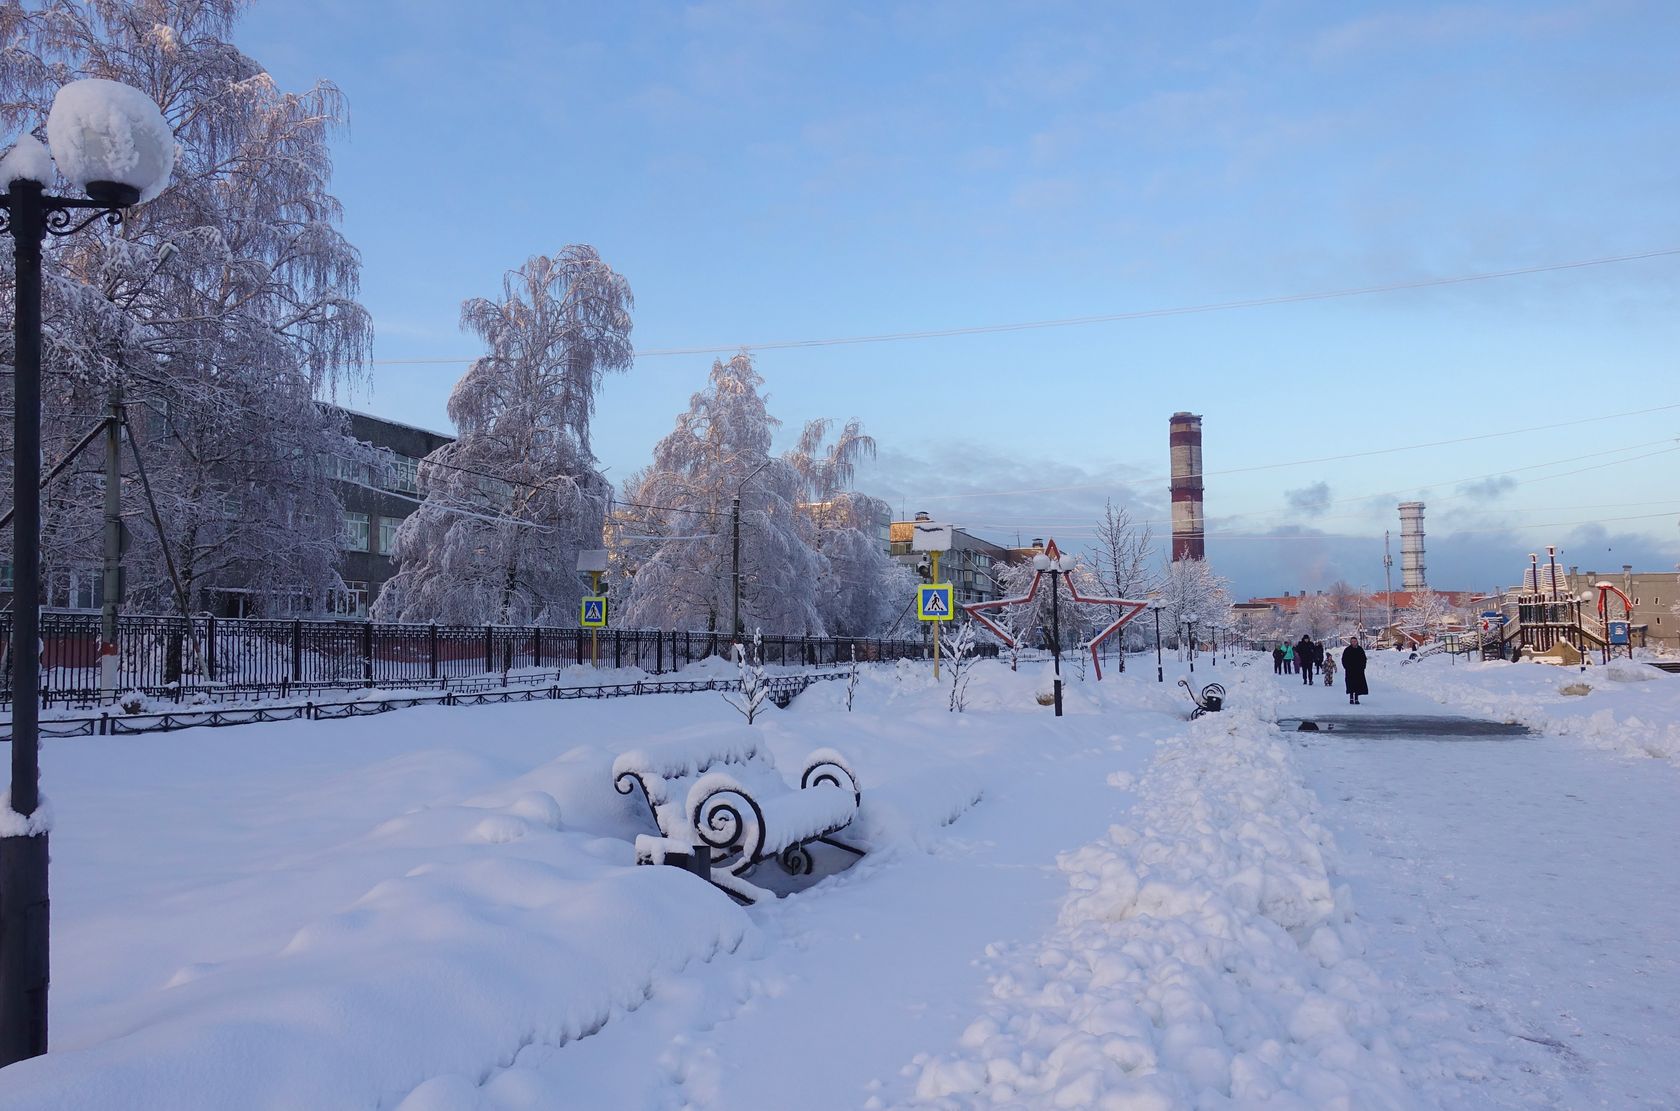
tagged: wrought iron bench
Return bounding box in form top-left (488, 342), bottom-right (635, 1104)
top-left (1179, 678), bottom-right (1226, 719)
top-left (613, 729), bottom-right (864, 903)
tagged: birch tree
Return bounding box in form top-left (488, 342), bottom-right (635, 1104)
top-left (376, 247), bottom-right (633, 624)
top-left (615, 353), bottom-right (823, 635)
top-left (784, 418), bottom-right (908, 636)
top-left (1092, 499), bottom-right (1155, 601)
top-left (0, 0), bottom-right (370, 615)
top-left (1157, 558), bottom-right (1234, 651)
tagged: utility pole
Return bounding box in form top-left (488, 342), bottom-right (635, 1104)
top-left (1383, 531), bottom-right (1395, 636)
top-left (731, 494), bottom-right (741, 641)
top-left (729, 461), bottom-right (769, 644)
top-left (99, 386), bottom-right (123, 696)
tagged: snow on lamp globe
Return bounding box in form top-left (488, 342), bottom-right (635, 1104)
top-left (45, 78), bottom-right (175, 206)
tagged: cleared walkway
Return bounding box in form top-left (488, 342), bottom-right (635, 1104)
top-left (1277, 676), bottom-right (1680, 1108)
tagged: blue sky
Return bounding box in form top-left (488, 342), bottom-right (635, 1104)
top-left (238, 0), bottom-right (1680, 598)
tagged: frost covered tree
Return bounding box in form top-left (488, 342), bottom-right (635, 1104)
top-left (376, 248), bottom-right (632, 624)
top-left (0, 0), bottom-right (371, 615)
top-left (994, 553), bottom-right (1108, 654)
top-left (1157, 559), bottom-right (1233, 651)
top-left (1092, 499), bottom-right (1155, 601)
top-left (616, 353), bottom-right (823, 635)
top-left (1400, 590), bottom-right (1460, 643)
top-left (784, 417), bottom-right (911, 636)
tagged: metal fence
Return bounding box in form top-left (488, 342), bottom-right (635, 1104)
top-left (2, 612), bottom-right (977, 708)
top-left (2, 670), bottom-right (856, 744)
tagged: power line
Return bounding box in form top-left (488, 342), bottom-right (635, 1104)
top-left (364, 246), bottom-right (1680, 366)
top-left (902, 401), bottom-right (1680, 505)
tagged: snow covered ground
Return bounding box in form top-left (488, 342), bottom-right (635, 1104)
top-left (0, 650), bottom-right (1674, 1108)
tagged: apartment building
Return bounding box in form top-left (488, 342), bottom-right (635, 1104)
top-left (328, 407), bottom-right (454, 618)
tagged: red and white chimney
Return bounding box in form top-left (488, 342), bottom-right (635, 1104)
top-left (1169, 412), bottom-right (1204, 561)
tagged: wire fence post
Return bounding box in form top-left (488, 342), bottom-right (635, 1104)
top-left (362, 621), bottom-right (374, 686)
top-left (290, 619), bottom-right (303, 684)
top-left (205, 615), bottom-right (218, 681)
top-left (483, 625), bottom-right (493, 676)
top-left (428, 623), bottom-right (438, 680)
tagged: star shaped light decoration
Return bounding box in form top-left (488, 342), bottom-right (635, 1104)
top-left (961, 539), bottom-right (1151, 680)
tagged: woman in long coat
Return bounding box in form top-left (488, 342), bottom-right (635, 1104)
top-left (1342, 637), bottom-right (1369, 705)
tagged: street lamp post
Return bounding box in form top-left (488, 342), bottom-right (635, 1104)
top-left (1, 79), bottom-right (173, 1066)
top-left (1185, 612), bottom-right (1198, 673)
top-left (730, 459), bottom-right (771, 643)
top-left (1151, 600), bottom-right (1164, 683)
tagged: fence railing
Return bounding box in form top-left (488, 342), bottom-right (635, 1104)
top-left (0, 670), bottom-right (858, 744)
top-left (2, 612), bottom-right (978, 709)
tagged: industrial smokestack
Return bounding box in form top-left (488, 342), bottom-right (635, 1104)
top-left (1169, 412), bottom-right (1204, 561)
top-left (1399, 501), bottom-right (1426, 591)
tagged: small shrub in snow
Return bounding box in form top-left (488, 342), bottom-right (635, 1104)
top-left (119, 692), bottom-right (146, 715)
top-left (723, 632), bottom-right (770, 724)
top-left (845, 644), bottom-right (858, 712)
top-left (1559, 681), bottom-right (1592, 697)
top-left (945, 621), bottom-right (978, 712)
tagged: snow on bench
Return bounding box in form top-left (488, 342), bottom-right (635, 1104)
top-left (615, 734), bottom-right (863, 902)
top-left (613, 726), bottom-right (765, 837)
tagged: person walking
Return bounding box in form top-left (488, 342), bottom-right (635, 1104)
top-left (1296, 634), bottom-right (1315, 685)
top-left (1272, 644), bottom-right (1284, 674)
top-left (1342, 636), bottom-right (1369, 705)
top-left (1322, 649), bottom-right (1336, 687)
top-left (1282, 641), bottom-right (1295, 674)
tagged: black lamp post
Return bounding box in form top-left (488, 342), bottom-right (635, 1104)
top-left (1035, 550), bottom-right (1065, 717)
top-left (1185, 612), bottom-right (1198, 673)
top-left (1, 79), bottom-right (172, 1066)
top-left (1151, 600), bottom-right (1163, 682)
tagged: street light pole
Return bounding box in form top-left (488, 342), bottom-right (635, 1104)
top-left (1049, 561), bottom-right (1062, 717)
top-left (2, 81), bottom-right (172, 1065)
top-left (1152, 603), bottom-right (1163, 683)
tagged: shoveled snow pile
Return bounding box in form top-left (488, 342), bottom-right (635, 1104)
top-left (1385, 653), bottom-right (1680, 762)
top-left (900, 683), bottom-right (1412, 1109)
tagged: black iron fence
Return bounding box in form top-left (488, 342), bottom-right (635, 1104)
top-left (2, 670), bottom-right (856, 744)
top-left (2, 612), bottom-right (976, 709)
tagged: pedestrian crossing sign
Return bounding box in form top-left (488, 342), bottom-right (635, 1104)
top-left (918, 583), bottom-right (954, 621)
top-left (581, 595), bottom-right (608, 628)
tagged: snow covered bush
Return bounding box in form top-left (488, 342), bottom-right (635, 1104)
top-left (945, 620), bottom-right (978, 712)
top-left (724, 632), bottom-right (770, 724)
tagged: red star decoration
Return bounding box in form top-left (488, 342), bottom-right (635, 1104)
top-left (961, 539), bottom-right (1150, 680)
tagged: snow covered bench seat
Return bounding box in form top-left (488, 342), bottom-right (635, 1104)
top-left (612, 728), bottom-right (863, 902)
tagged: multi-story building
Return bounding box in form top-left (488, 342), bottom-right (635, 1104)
top-left (327, 407), bottom-right (454, 618)
top-left (888, 513), bottom-right (1011, 607)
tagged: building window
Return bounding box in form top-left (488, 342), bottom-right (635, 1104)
top-left (48, 568), bottom-right (102, 610)
top-left (328, 581), bottom-right (368, 618)
top-left (385, 454), bottom-right (419, 496)
top-left (0, 563), bottom-right (10, 591)
top-left (378, 516), bottom-right (400, 555)
top-left (342, 511), bottom-right (370, 552)
top-left (322, 453), bottom-right (370, 486)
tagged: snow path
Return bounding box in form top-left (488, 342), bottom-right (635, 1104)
top-left (1277, 660), bottom-right (1680, 1109)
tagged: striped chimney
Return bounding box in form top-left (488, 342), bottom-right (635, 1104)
top-left (1169, 412), bottom-right (1204, 561)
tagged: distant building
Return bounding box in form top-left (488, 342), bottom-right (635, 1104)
top-left (888, 513), bottom-right (1010, 607)
top-left (1558, 565), bottom-right (1678, 651)
top-left (327, 407), bottom-right (454, 618)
